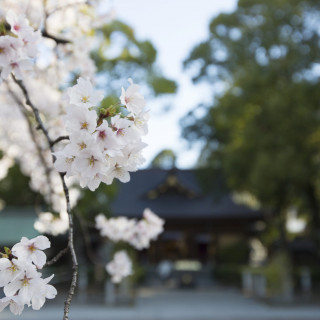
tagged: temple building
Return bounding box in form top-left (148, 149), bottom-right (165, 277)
top-left (111, 168), bottom-right (266, 265)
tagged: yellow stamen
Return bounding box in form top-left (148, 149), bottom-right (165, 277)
top-left (28, 244), bottom-right (36, 252)
top-left (10, 265), bottom-right (17, 273)
top-left (81, 96), bottom-right (89, 103)
top-left (89, 156), bottom-right (96, 167)
top-left (22, 278), bottom-right (29, 286)
top-left (81, 122), bottom-right (88, 130)
top-left (65, 157), bottom-right (74, 164)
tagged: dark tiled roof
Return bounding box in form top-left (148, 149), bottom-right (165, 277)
top-left (111, 169), bottom-right (264, 220)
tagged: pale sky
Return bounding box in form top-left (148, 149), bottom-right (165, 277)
top-left (112, 0), bottom-right (238, 168)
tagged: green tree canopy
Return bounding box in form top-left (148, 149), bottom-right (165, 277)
top-left (182, 0), bottom-right (320, 251)
top-left (151, 149), bottom-right (177, 169)
top-left (92, 20), bottom-right (177, 101)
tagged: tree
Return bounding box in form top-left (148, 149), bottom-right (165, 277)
top-left (93, 20), bottom-right (177, 98)
top-left (151, 149), bottom-right (177, 169)
top-left (182, 0), bottom-right (320, 254)
top-left (0, 2), bottom-right (165, 318)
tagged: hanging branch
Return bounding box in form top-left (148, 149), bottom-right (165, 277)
top-left (12, 75), bottom-right (78, 320)
top-left (41, 30), bottom-right (71, 45)
top-left (6, 84), bottom-right (55, 209)
top-left (51, 135), bottom-right (70, 147)
top-left (46, 246), bottom-right (70, 267)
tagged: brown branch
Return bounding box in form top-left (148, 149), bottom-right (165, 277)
top-left (42, 30), bottom-right (71, 44)
top-left (12, 76), bottom-right (54, 149)
top-left (51, 135), bottom-right (70, 147)
top-left (6, 84), bottom-right (55, 208)
top-left (12, 75), bottom-right (78, 320)
top-left (45, 246), bottom-right (69, 267)
top-left (61, 176), bottom-right (78, 320)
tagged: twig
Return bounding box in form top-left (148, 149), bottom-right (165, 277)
top-left (61, 176), bottom-right (78, 320)
top-left (6, 84), bottom-right (55, 208)
top-left (42, 30), bottom-right (71, 44)
top-left (51, 135), bottom-right (70, 147)
top-left (12, 75), bottom-right (78, 320)
top-left (12, 76), bottom-right (54, 149)
top-left (46, 246), bottom-right (69, 267)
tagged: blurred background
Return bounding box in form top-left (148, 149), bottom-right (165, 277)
top-left (1, 0), bottom-right (320, 319)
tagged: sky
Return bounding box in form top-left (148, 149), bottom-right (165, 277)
top-left (111, 0), bottom-right (238, 168)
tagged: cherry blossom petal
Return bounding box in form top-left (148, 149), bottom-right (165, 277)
top-left (4, 280), bottom-right (21, 297)
top-left (32, 250), bottom-right (47, 268)
top-left (0, 258), bottom-right (11, 269)
top-left (34, 235), bottom-right (51, 250)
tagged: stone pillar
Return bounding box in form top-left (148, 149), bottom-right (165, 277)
top-left (104, 280), bottom-right (115, 305)
top-left (77, 267), bottom-right (88, 303)
top-left (300, 267), bottom-right (312, 298)
top-left (242, 271), bottom-right (253, 295)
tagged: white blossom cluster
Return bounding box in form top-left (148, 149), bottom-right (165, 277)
top-left (34, 211), bottom-right (69, 236)
top-left (54, 77), bottom-right (149, 191)
top-left (0, 1), bottom-right (113, 212)
top-left (96, 208), bottom-right (164, 283)
top-left (0, 10), bottom-right (40, 82)
top-left (106, 251), bottom-right (132, 283)
top-left (0, 236), bottom-right (57, 315)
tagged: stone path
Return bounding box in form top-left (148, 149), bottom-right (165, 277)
top-left (1, 286), bottom-right (320, 320)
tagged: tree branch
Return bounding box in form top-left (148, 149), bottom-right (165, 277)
top-left (42, 30), bottom-right (71, 45)
top-left (45, 246), bottom-right (69, 267)
top-left (51, 135), bottom-right (70, 147)
top-left (6, 84), bottom-right (55, 208)
top-left (12, 75), bottom-right (78, 320)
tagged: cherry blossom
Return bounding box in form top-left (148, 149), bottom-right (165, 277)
top-left (64, 105), bottom-right (98, 134)
top-left (66, 77), bottom-right (104, 108)
top-left (34, 211), bottom-right (69, 236)
top-left (30, 275), bottom-right (57, 310)
top-left (5, 10), bottom-right (31, 37)
top-left (12, 236), bottom-right (51, 268)
top-left (95, 215), bottom-right (136, 242)
top-left (3, 264), bottom-right (41, 305)
top-left (120, 78), bottom-right (146, 115)
top-left (0, 36), bottom-right (21, 67)
top-left (0, 258), bottom-right (25, 287)
top-left (143, 208), bottom-right (165, 240)
top-left (106, 251), bottom-right (132, 283)
top-left (0, 296), bottom-right (24, 315)
top-left (96, 208), bottom-right (164, 253)
top-left (0, 236), bottom-right (56, 315)
top-left (54, 77), bottom-right (149, 190)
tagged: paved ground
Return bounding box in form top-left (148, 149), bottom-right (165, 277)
top-left (1, 286), bottom-right (320, 320)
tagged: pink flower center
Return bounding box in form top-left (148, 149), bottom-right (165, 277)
top-left (125, 97), bottom-right (130, 104)
top-left (98, 130), bottom-right (106, 139)
top-left (14, 25), bottom-right (20, 31)
top-left (117, 128), bottom-right (124, 136)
